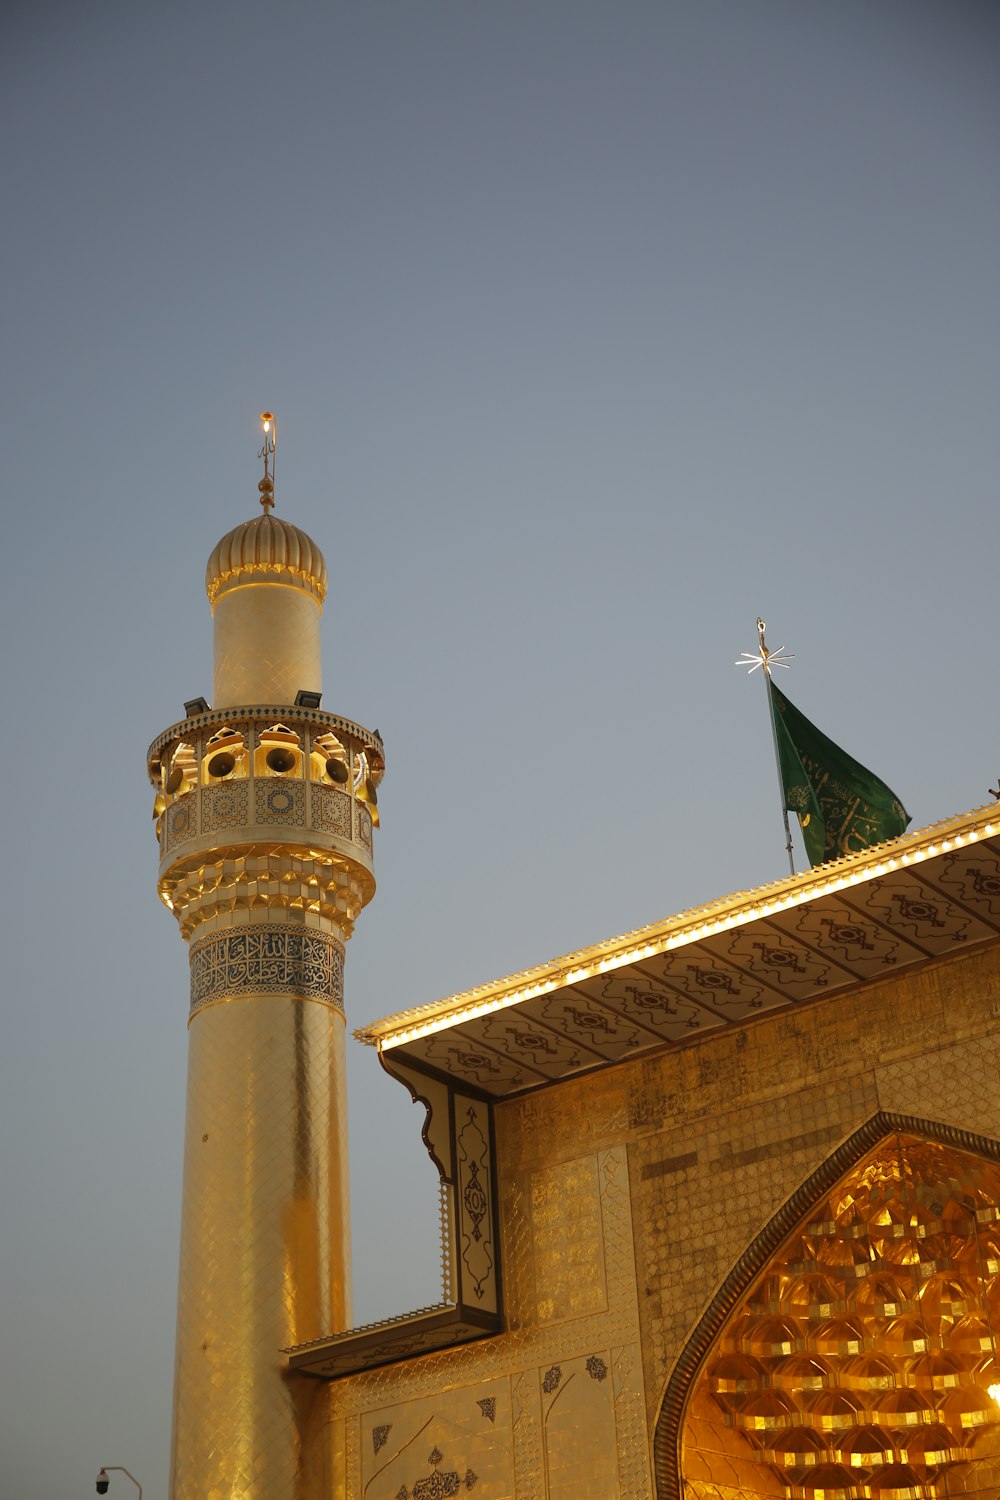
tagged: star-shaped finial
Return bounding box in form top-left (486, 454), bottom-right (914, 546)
top-left (735, 617), bottom-right (794, 676)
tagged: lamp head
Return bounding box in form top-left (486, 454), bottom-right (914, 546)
top-left (96, 1470), bottom-right (110, 1495)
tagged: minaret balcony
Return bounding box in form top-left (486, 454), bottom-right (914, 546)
top-left (147, 703), bottom-right (383, 936)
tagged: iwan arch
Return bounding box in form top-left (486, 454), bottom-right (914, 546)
top-left (148, 444), bottom-right (1000, 1499)
top-left (664, 1119), bottom-right (1000, 1499)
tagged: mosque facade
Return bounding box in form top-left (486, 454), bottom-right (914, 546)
top-left (148, 472), bottom-right (1000, 1500)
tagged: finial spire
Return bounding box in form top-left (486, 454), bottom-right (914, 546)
top-left (735, 618), bottom-right (794, 677)
top-left (258, 411), bottom-right (276, 512)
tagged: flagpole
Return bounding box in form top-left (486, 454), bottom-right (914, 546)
top-left (737, 618), bottom-right (796, 877)
top-left (763, 661), bottom-right (796, 878)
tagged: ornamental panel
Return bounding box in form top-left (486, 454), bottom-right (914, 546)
top-left (254, 779), bottom-right (307, 826)
top-left (358, 1384), bottom-right (513, 1499)
top-left (778, 896), bottom-right (926, 975)
top-left (860, 874), bottom-right (998, 952)
top-left (311, 784), bottom-right (353, 838)
top-left (164, 792), bottom-right (198, 852)
top-left (456, 1096), bottom-right (498, 1315)
top-left (403, 1033), bottom-right (547, 1096)
top-left (189, 924), bottom-right (345, 1014)
top-left (719, 925), bottom-right (852, 1001)
top-left (537, 993), bottom-right (651, 1061)
top-left (467, 1014), bottom-right (598, 1078)
top-left (591, 972), bottom-right (725, 1040)
top-left (639, 948), bottom-right (778, 1022)
top-left (933, 843), bottom-right (1000, 926)
top-left (201, 781), bottom-right (249, 832)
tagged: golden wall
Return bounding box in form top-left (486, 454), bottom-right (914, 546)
top-left (213, 583), bottom-right (323, 707)
top-left (319, 942), bottom-right (1000, 1498)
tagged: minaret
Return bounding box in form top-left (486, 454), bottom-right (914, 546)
top-left (147, 417), bottom-right (383, 1499)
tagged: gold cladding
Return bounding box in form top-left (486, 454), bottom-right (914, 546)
top-left (206, 513), bottom-right (328, 606)
top-left (212, 584), bottom-right (323, 709)
top-left (684, 1134), bottom-right (1000, 1499)
top-left (171, 994), bottom-right (351, 1500)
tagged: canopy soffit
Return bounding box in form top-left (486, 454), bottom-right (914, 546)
top-left (358, 805), bottom-right (1000, 1100)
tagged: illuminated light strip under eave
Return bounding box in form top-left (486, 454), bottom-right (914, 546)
top-left (371, 812), bottom-right (998, 1053)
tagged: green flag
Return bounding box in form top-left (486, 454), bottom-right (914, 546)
top-left (769, 680), bottom-right (910, 867)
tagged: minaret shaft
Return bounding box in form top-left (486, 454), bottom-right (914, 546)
top-left (171, 993), bottom-right (350, 1500)
top-left (150, 480), bottom-right (381, 1500)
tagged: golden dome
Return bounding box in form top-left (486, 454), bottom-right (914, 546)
top-left (206, 513), bottom-right (328, 607)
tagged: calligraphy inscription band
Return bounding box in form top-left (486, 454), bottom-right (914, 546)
top-left (189, 925), bottom-right (345, 1014)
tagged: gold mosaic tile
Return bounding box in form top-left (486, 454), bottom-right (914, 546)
top-left (876, 1033), bottom-right (1000, 1146)
top-left (324, 1146), bottom-right (652, 1496)
top-left (171, 996), bottom-right (351, 1500)
top-left (317, 930), bottom-right (1000, 1499)
top-left (531, 1156), bottom-right (607, 1323)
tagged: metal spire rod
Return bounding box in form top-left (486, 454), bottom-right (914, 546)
top-left (258, 411), bottom-right (277, 511)
top-left (736, 618), bottom-right (796, 877)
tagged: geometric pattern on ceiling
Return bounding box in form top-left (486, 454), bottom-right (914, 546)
top-left (369, 823), bottom-right (1000, 1100)
top-left (685, 1133), bottom-right (1000, 1499)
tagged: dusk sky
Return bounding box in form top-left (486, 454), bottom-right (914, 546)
top-left (3, 3), bottom-right (999, 1496)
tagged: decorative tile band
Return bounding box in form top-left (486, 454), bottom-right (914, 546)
top-left (158, 780), bottom-right (376, 867)
top-left (189, 924), bottom-right (345, 1015)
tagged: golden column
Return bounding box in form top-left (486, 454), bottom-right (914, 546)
top-left (147, 421), bottom-right (383, 1500)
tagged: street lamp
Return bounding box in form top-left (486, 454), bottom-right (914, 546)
top-left (95, 1467), bottom-right (142, 1499)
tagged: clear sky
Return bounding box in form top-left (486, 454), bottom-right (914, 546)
top-left (2, 3), bottom-right (998, 1496)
